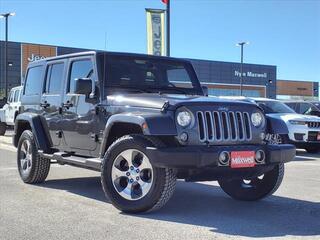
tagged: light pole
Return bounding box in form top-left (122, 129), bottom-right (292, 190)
top-left (0, 12), bottom-right (15, 99)
top-left (236, 41), bottom-right (249, 96)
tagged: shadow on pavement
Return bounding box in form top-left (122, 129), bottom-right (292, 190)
top-left (294, 150), bottom-right (319, 161)
top-left (40, 176), bottom-right (109, 203)
top-left (39, 177), bottom-right (320, 238)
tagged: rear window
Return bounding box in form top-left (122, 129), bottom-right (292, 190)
top-left (24, 66), bottom-right (43, 96)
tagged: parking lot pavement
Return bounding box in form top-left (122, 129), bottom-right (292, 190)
top-left (0, 133), bottom-right (319, 240)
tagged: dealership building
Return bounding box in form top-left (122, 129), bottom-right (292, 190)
top-left (0, 41), bottom-right (318, 100)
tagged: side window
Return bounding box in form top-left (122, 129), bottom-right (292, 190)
top-left (299, 103), bottom-right (312, 115)
top-left (17, 89), bottom-right (22, 101)
top-left (45, 63), bottom-right (64, 94)
top-left (14, 90), bottom-right (19, 102)
top-left (286, 103), bottom-right (296, 112)
top-left (8, 90), bottom-right (14, 103)
top-left (68, 59), bottom-right (94, 93)
top-left (24, 66), bottom-right (43, 96)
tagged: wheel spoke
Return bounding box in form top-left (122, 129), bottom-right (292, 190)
top-left (112, 166), bottom-right (127, 180)
top-left (21, 158), bottom-right (27, 170)
top-left (120, 149), bottom-right (133, 164)
top-left (122, 181), bottom-right (133, 199)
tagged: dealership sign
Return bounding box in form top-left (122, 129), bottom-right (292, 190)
top-left (27, 54), bottom-right (47, 62)
top-left (146, 9), bottom-right (165, 56)
top-left (234, 70), bottom-right (267, 78)
top-left (21, 43), bottom-right (57, 78)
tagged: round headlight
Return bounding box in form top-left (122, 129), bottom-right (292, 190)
top-left (251, 112), bottom-right (264, 127)
top-left (177, 111), bottom-right (192, 127)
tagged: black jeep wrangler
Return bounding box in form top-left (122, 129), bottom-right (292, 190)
top-left (14, 51), bottom-right (295, 213)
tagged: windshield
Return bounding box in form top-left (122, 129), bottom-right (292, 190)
top-left (257, 100), bottom-right (296, 114)
top-left (101, 54), bottom-right (202, 95)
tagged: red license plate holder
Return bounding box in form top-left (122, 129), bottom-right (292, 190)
top-left (230, 151), bottom-right (256, 168)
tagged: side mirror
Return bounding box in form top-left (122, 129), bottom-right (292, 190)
top-left (202, 86), bottom-right (209, 96)
top-left (74, 78), bottom-right (93, 95)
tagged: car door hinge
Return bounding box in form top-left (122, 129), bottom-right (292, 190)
top-left (91, 134), bottom-right (99, 142)
top-left (55, 130), bottom-right (63, 138)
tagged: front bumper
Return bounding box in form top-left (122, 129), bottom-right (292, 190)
top-left (146, 144), bottom-right (295, 169)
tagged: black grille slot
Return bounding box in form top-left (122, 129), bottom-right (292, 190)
top-left (213, 111), bottom-right (222, 140)
top-left (205, 111), bottom-right (214, 140)
top-left (229, 112), bottom-right (237, 139)
top-left (243, 113), bottom-right (251, 139)
top-left (236, 112), bottom-right (244, 140)
top-left (197, 110), bottom-right (251, 142)
top-left (197, 112), bottom-right (205, 141)
top-left (221, 112), bottom-right (229, 139)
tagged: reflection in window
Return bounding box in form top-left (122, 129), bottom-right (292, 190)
top-left (208, 88), bottom-right (263, 97)
top-left (24, 66), bottom-right (43, 96)
top-left (68, 60), bottom-right (94, 93)
top-left (45, 63), bottom-right (64, 94)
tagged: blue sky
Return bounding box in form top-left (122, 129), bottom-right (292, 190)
top-left (0, 0), bottom-right (319, 82)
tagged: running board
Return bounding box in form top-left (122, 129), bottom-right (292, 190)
top-left (39, 151), bottom-right (102, 171)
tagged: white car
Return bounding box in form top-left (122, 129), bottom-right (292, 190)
top-left (250, 98), bottom-right (320, 153)
top-left (0, 86), bottom-right (23, 135)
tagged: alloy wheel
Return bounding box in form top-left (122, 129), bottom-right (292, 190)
top-left (111, 149), bottom-right (153, 201)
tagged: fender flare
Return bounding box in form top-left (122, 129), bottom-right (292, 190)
top-left (100, 113), bottom-right (177, 156)
top-left (14, 113), bottom-right (52, 152)
top-left (266, 115), bottom-right (289, 135)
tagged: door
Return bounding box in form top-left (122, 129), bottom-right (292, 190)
top-left (40, 61), bottom-right (65, 146)
top-left (5, 89), bottom-right (16, 124)
top-left (10, 88), bottom-right (21, 123)
top-left (60, 56), bottom-right (99, 155)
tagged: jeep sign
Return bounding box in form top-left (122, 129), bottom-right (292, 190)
top-left (146, 9), bottom-right (165, 56)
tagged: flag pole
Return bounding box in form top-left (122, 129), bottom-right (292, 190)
top-left (166, 0), bottom-right (170, 57)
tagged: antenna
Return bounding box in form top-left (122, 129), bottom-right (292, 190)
top-left (104, 31), bottom-right (107, 51)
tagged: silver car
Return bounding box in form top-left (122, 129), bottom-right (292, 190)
top-left (251, 98), bottom-right (320, 153)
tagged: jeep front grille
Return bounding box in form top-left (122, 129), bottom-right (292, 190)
top-left (197, 111), bottom-right (252, 142)
top-left (307, 121), bottom-right (320, 128)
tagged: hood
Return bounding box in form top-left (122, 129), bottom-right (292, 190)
top-left (106, 93), bottom-right (256, 110)
top-left (267, 113), bottom-right (320, 122)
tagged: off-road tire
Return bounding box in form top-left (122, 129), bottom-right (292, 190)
top-left (101, 134), bottom-right (176, 213)
top-left (0, 122), bottom-right (6, 136)
top-left (305, 147), bottom-right (319, 154)
top-left (17, 130), bottom-right (50, 183)
top-left (218, 163), bottom-right (284, 201)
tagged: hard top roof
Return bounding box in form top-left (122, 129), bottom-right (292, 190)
top-left (27, 51), bottom-right (192, 66)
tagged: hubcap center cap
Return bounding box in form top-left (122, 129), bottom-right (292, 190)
top-left (130, 168), bottom-right (138, 176)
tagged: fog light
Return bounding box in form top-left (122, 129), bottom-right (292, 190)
top-left (180, 132), bottom-right (188, 142)
top-left (219, 151), bottom-right (230, 166)
top-left (255, 150), bottom-right (265, 163)
top-left (260, 132), bottom-right (266, 140)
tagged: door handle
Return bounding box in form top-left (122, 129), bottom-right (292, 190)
top-left (62, 101), bottom-right (73, 109)
top-left (40, 101), bottom-right (50, 108)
